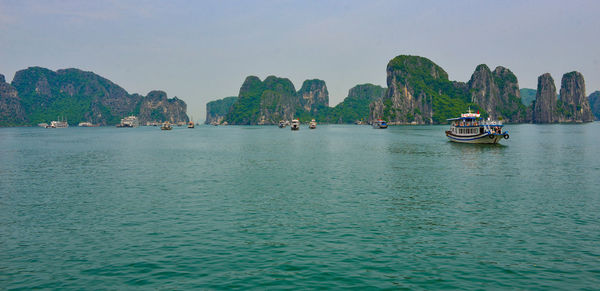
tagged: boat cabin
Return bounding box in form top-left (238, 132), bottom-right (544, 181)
top-left (447, 112), bottom-right (503, 136)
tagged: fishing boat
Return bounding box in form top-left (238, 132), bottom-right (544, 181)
top-left (309, 119), bottom-right (317, 129)
top-left (372, 119), bottom-right (388, 129)
top-left (161, 122), bottom-right (173, 130)
top-left (290, 119), bottom-right (300, 131)
top-left (445, 110), bottom-right (509, 144)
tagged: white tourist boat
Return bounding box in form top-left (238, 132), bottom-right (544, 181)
top-left (116, 116), bottom-right (138, 128)
top-left (50, 116), bottom-right (68, 128)
top-left (278, 120), bottom-right (286, 128)
top-left (290, 119), bottom-right (300, 131)
top-left (445, 110), bottom-right (509, 144)
top-left (309, 119), bottom-right (317, 129)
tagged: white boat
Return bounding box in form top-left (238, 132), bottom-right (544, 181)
top-left (117, 116), bottom-right (138, 128)
top-left (278, 120), bottom-right (286, 128)
top-left (50, 116), bottom-right (68, 128)
top-left (78, 122), bottom-right (96, 127)
top-left (372, 119), bottom-right (388, 129)
top-left (445, 110), bottom-right (509, 144)
top-left (309, 119), bottom-right (317, 129)
top-left (290, 119), bottom-right (300, 131)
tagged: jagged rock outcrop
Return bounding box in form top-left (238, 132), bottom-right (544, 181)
top-left (532, 73), bottom-right (558, 123)
top-left (225, 76), bottom-right (299, 125)
top-left (532, 72), bottom-right (595, 123)
top-left (138, 91), bottom-right (188, 124)
top-left (257, 76), bottom-right (299, 124)
top-left (0, 74), bottom-right (27, 126)
top-left (466, 65), bottom-right (527, 123)
top-left (589, 91), bottom-right (600, 120)
top-left (205, 96), bottom-right (237, 124)
top-left (297, 79), bottom-right (328, 113)
top-left (558, 72), bottom-right (594, 122)
top-left (369, 55), bottom-right (473, 124)
top-left (1, 67), bottom-right (188, 126)
top-left (224, 76), bottom-right (334, 124)
top-left (468, 64), bottom-right (497, 117)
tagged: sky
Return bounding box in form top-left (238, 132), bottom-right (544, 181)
top-left (1, 0), bottom-right (599, 120)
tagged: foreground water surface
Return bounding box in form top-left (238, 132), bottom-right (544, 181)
top-left (1, 124), bottom-right (599, 289)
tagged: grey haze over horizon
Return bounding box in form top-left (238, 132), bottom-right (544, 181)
top-left (1, 0), bottom-right (599, 120)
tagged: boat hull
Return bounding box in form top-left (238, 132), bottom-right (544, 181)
top-left (446, 131), bottom-right (505, 144)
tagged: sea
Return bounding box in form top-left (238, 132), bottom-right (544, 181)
top-left (1, 124), bottom-right (599, 289)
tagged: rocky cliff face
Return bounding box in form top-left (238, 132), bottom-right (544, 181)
top-left (532, 73), bottom-right (558, 123)
top-left (372, 55), bottom-right (438, 124)
top-left (531, 71), bottom-right (594, 123)
top-left (370, 55), bottom-right (475, 124)
top-left (257, 76), bottom-right (299, 125)
top-left (466, 65), bottom-right (527, 123)
top-left (138, 91), bottom-right (188, 124)
top-left (558, 71), bottom-right (594, 122)
top-left (205, 96), bottom-right (237, 124)
top-left (225, 76), bottom-right (332, 125)
top-left (589, 91), bottom-right (600, 120)
top-left (0, 74), bottom-right (27, 126)
top-left (468, 64), bottom-right (497, 116)
top-left (2, 67), bottom-right (188, 126)
top-left (297, 79), bottom-right (328, 113)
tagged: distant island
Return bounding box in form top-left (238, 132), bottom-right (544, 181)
top-left (207, 55), bottom-right (599, 125)
top-left (205, 77), bottom-right (385, 125)
top-left (0, 67), bottom-right (188, 126)
top-left (2, 55), bottom-right (598, 127)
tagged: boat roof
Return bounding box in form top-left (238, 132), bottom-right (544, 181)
top-left (447, 117), bottom-right (480, 121)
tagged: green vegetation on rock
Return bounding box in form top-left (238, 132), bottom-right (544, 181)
top-left (1, 67), bottom-right (188, 126)
top-left (520, 88), bottom-right (536, 106)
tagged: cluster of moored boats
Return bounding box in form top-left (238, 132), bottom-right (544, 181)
top-left (278, 119), bottom-right (317, 130)
top-left (37, 109), bottom-right (509, 144)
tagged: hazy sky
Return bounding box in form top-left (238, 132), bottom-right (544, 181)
top-left (1, 0), bottom-right (599, 120)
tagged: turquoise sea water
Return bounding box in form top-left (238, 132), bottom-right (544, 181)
top-left (1, 124), bottom-right (599, 289)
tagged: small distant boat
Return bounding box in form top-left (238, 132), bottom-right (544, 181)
top-left (372, 119), bottom-right (388, 129)
top-left (117, 116), bottom-right (138, 128)
top-left (309, 119), bottom-right (317, 129)
top-left (78, 122), bottom-right (96, 127)
top-left (445, 109), bottom-right (509, 144)
top-left (50, 120), bottom-right (68, 128)
top-left (38, 123), bottom-right (49, 128)
top-left (161, 122), bottom-right (172, 130)
top-left (188, 121), bottom-right (195, 128)
top-left (278, 120), bottom-right (286, 128)
top-left (49, 116), bottom-right (68, 128)
top-left (291, 119), bottom-right (300, 131)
